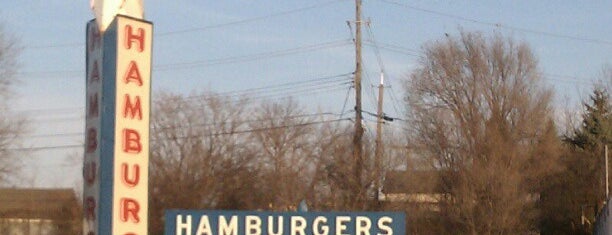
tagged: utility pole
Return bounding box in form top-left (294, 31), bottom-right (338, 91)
top-left (374, 72), bottom-right (385, 204)
top-left (352, 0), bottom-right (365, 209)
top-left (606, 144), bottom-right (609, 199)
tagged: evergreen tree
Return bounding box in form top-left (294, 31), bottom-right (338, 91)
top-left (568, 88), bottom-right (612, 150)
top-left (540, 87), bottom-right (612, 234)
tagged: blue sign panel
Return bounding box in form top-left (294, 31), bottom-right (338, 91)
top-left (165, 210), bottom-right (405, 235)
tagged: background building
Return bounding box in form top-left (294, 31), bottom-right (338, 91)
top-left (0, 188), bottom-right (81, 235)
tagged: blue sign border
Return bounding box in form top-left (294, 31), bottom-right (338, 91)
top-left (164, 210), bottom-right (406, 235)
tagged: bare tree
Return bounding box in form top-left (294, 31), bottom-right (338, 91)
top-left (246, 98), bottom-right (317, 210)
top-left (149, 88), bottom-right (388, 234)
top-left (404, 31), bottom-right (561, 234)
top-left (308, 117), bottom-right (354, 210)
top-left (149, 92), bottom-right (257, 234)
top-left (0, 25), bottom-right (26, 185)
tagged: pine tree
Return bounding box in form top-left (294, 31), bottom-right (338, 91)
top-left (568, 88), bottom-right (612, 150)
top-left (541, 87), bottom-right (612, 234)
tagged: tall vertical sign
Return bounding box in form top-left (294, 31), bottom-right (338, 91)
top-left (84, 15), bottom-right (152, 235)
top-left (84, 19), bottom-right (103, 235)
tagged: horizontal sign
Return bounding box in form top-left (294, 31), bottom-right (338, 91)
top-left (165, 210), bottom-right (405, 235)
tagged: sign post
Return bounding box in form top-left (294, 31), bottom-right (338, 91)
top-left (84, 1), bottom-right (151, 234)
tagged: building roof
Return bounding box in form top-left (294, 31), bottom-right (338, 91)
top-left (383, 170), bottom-right (445, 194)
top-left (0, 188), bottom-right (79, 220)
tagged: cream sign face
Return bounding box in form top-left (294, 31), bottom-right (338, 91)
top-left (83, 15), bottom-right (151, 235)
top-left (90, 0), bottom-right (144, 32)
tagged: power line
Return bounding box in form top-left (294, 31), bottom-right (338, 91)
top-left (24, 0), bottom-right (350, 50)
top-left (155, 118), bottom-right (351, 140)
top-left (16, 82), bottom-right (350, 126)
top-left (201, 82), bottom-right (350, 102)
top-left (351, 40), bottom-right (378, 110)
top-left (24, 132), bottom-right (83, 139)
top-left (542, 73), bottom-right (598, 86)
top-left (152, 72), bottom-right (353, 109)
top-left (158, 0), bottom-right (350, 36)
top-left (16, 107), bottom-right (84, 115)
top-left (153, 113), bottom-right (344, 132)
top-left (339, 86), bottom-right (353, 118)
top-left (8, 144), bottom-right (83, 152)
top-left (16, 69), bottom-right (81, 78)
top-left (371, 41), bottom-right (421, 54)
top-left (364, 40), bottom-right (420, 57)
top-left (365, 23), bottom-right (387, 73)
top-left (24, 112), bottom-right (344, 139)
top-left (155, 39), bottom-right (352, 71)
top-left (9, 118), bottom-right (351, 151)
top-left (186, 82), bottom-right (352, 109)
top-left (387, 85), bottom-right (404, 117)
top-left (31, 116), bottom-right (83, 123)
top-left (16, 40), bottom-right (352, 77)
top-left (200, 73), bottom-right (352, 98)
top-left (25, 43), bottom-right (83, 50)
top-left (376, 0), bottom-right (612, 46)
top-left (13, 73), bottom-right (352, 117)
top-left (16, 83), bottom-right (350, 124)
top-left (362, 60), bottom-right (380, 110)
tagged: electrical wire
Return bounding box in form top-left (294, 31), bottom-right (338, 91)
top-left (387, 85), bottom-right (404, 117)
top-left (185, 83), bottom-right (352, 110)
top-left (8, 144), bottom-right (83, 151)
top-left (18, 74), bottom-right (352, 139)
top-left (152, 113), bottom-right (344, 132)
top-left (16, 82), bottom-right (351, 124)
top-left (154, 39), bottom-right (352, 71)
top-left (359, 55), bottom-right (380, 110)
top-left (16, 40), bottom-right (353, 78)
top-left (24, 0), bottom-right (350, 50)
top-left (376, 0), bottom-right (612, 46)
top-left (31, 116), bottom-right (83, 123)
top-left (25, 132), bottom-right (83, 139)
top-left (158, 0), bottom-right (350, 36)
top-left (363, 40), bottom-right (420, 57)
top-left (15, 107), bottom-right (84, 115)
top-left (181, 73), bottom-right (352, 100)
top-left (339, 86), bottom-right (353, 118)
top-left (9, 118), bottom-right (351, 151)
top-left (366, 23), bottom-right (386, 74)
top-left (161, 78), bottom-right (352, 110)
top-left (152, 118), bottom-right (351, 141)
top-left (364, 26), bottom-right (387, 113)
top-left (24, 112), bottom-right (344, 139)
top-left (14, 73), bottom-right (352, 119)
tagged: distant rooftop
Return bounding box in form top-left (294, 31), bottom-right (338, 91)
top-left (383, 170), bottom-right (445, 194)
top-left (0, 188), bottom-right (78, 220)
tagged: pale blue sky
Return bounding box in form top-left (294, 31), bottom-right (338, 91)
top-left (0, 0), bottom-right (610, 188)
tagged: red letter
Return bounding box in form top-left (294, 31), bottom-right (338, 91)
top-left (86, 197), bottom-right (96, 220)
top-left (125, 25), bottom-right (145, 52)
top-left (121, 163), bottom-right (140, 187)
top-left (123, 94), bottom-right (142, 120)
top-left (84, 162), bottom-right (97, 185)
top-left (86, 128), bottom-right (98, 153)
top-left (124, 61), bottom-right (143, 86)
top-left (120, 198), bottom-right (140, 223)
top-left (88, 93), bottom-right (99, 118)
top-left (90, 61), bottom-right (100, 83)
top-left (88, 24), bottom-right (101, 52)
top-left (123, 129), bottom-right (142, 154)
